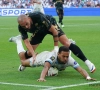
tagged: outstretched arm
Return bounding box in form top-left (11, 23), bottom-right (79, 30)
top-left (75, 66), bottom-right (96, 80)
top-left (37, 62), bottom-right (51, 82)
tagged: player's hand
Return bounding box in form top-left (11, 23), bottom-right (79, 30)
top-left (86, 76), bottom-right (96, 81)
top-left (32, 56), bottom-right (35, 62)
top-left (32, 53), bottom-right (37, 62)
top-left (37, 78), bottom-right (46, 82)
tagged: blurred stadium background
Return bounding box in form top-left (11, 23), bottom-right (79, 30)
top-left (0, 0), bottom-right (100, 8)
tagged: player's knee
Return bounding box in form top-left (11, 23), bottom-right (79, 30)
top-left (59, 38), bottom-right (71, 46)
top-left (19, 52), bottom-right (26, 60)
top-left (63, 42), bottom-right (70, 47)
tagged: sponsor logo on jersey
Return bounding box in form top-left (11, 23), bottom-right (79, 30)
top-left (50, 56), bottom-right (55, 61)
top-left (74, 61), bottom-right (77, 65)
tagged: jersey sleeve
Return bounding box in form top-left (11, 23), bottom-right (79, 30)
top-left (68, 56), bottom-right (80, 69)
top-left (45, 51), bottom-right (56, 65)
top-left (18, 25), bottom-right (28, 40)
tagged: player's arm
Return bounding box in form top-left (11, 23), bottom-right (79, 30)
top-left (23, 39), bottom-right (36, 59)
top-left (75, 66), bottom-right (96, 80)
top-left (69, 56), bottom-right (96, 81)
top-left (37, 62), bottom-right (51, 82)
top-left (19, 27), bottom-right (36, 61)
top-left (49, 25), bottom-right (59, 51)
top-left (49, 25), bottom-right (59, 46)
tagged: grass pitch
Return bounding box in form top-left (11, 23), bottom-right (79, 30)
top-left (0, 16), bottom-right (100, 90)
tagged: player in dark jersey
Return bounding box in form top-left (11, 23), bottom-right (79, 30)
top-left (53, 0), bottom-right (64, 27)
top-left (17, 11), bottom-right (95, 73)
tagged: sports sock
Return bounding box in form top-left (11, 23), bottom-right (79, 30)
top-left (15, 40), bottom-right (25, 54)
top-left (69, 43), bottom-right (87, 62)
top-left (59, 17), bottom-right (63, 25)
top-left (59, 17), bottom-right (62, 23)
top-left (85, 60), bottom-right (92, 66)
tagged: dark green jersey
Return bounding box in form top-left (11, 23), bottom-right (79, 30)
top-left (18, 12), bottom-right (52, 40)
top-left (18, 11), bottom-right (65, 45)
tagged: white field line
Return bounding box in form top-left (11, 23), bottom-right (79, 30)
top-left (0, 28), bottom-right (14, 29)
top-left (65, 23), bottom-right (100, 27)
top-left (0, 81), bottom-right (100, 90)
top-left (0, 82), bottom-right (53, 88)
top-left (42, 81), bottom-right (100, 90)
top-left (0, 23), bottom-right (100, 29)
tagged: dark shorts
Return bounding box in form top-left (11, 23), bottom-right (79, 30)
top-left (30, 16), bottom-right (65, 45)
top-left (56, 7), bottom-right (64, 15)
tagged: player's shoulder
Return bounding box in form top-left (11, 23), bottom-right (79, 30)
top-left (68, 56), bottom-right (79, 65)
top-left (50, 51), bottom-right (57, 58)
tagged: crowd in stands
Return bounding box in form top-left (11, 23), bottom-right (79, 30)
top-left (0, 0), bottom-right (100, 8)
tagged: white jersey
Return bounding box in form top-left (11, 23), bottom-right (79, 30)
top-left (33, 0), bottom-right (45, 14)
top-left (31, 50), bottom-right (79, 71)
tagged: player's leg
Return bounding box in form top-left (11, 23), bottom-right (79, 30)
top-left (33, 5), bottom-right (39, 12)
top-left (56, 7), bottom-right (64, 28)
top-left (9, 35), bottom-right (27, 71)
top-left (51, 16), bottom-right (76, 45)
top-left (9, 35), bottom-right (39, 71)
top-left (9, 35), bottom-right (25, 56)
top-left (59, 34), bottom-right (96, 73)
top-left (40, 7), bottom-right (45, 14)
top-left (59, 8), bottom-right (64, 28)
top-left (56, 8), bottom-right (61, 27)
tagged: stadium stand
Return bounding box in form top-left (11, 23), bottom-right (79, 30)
top-left (0, 0), bottom-right (100, 8)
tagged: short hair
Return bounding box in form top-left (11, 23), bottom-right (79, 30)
top-left (17, 14), bottom-right (27, 23)
top-left (58, 46), bottom-right (69, 53)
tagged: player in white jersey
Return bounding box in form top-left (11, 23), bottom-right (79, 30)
top-left (9, 35), bottom-right (96, 81)
top-left (32, 0), bottom-right (45, 14)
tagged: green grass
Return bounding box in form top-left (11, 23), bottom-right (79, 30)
top-left (0, 16), bottom-right (100, 90)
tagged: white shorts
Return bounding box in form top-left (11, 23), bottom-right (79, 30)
top-left (33, 4), bottom-right (45, 14)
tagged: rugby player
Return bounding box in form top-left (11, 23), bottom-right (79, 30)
top-left (17, 12), bottom-right (96, 73)
top-left (53, 0), bottom-right (64, 27)
top-left (9, 35), bottom-right (96, 82)
top-left (32, 0), bottom-right (45, 14)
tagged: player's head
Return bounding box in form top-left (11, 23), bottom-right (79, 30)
top-left (17, 14), bottom-right (32, 29)
top-left (57, 46), bottom-right (70, 64)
